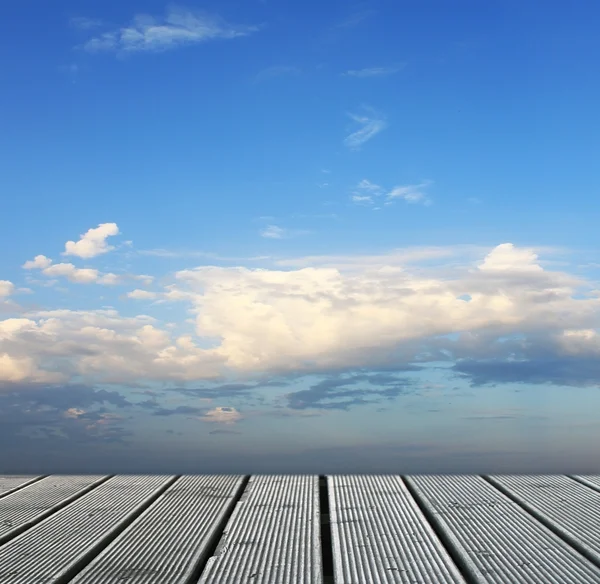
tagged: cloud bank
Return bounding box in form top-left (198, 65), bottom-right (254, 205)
top-left (4, 230), bottom-right (600, 389)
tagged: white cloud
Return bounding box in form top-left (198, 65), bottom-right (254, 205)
top-left (477, 243), bottom-right (543, 273)
top-left (3, 243), bottom-right (600, 386)
top-left (344, 109), bottom-right (386, 150)
top-left (97, 273), bottom-right (121, 285)
top-left (63, 222), bottom-right (119, 258)
top-left (343, 65), bottom-right (404, 77)
top-left (82, 7), bottom-right (259, 54)
top-left (42, 263), bottom-right (100, 284)
top-left (127, 289), bottom-right (158, 300)
top-left (0, 281), bottom-right (15, 298)
top-left (166, 243), bottom-right (600, 375)
top-left (0, 310), bottom-right (225, 384)
top-left (22, 255), bottom-right (52, 270)
top-left (22, 250), bottom-right (148, 287)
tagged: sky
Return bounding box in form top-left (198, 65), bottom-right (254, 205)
top-left (1, 0), bottom-right (600, 474)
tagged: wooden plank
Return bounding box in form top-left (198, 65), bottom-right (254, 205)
top-left (0, 475), bottom-right (176, 584)
top-left (198, 475), bottom-right (322, 584)
top-left (0, 475), bottom-right (109, 546)
top-left (329, 475), bottom-right (467, 583)
top-left (405, 475), bottom-right (600, 583)
top-left (69, 475), bottom-right (245, 583)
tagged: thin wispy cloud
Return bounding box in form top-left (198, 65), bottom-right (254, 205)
top-left (334, 10), bottom-right (376, 30)
top-left (320, 10), bottom-right (376, 46)
top-left (344, 109), bottom-right (386, 150)
top-left (387, 180), bottom-right (433, 205)
top-left (70, 17), bottom-right (103, 30)
top-left (80, 7), bottom-right (260, 54)
top-left (350, 179), bottom-right (433, 206)
top-left (254, 65), bottom-right (299, 83)
top-left (343, 64), bottom-right (405, 78)
top-left (137, 248), bottom-right (270, 262)
top-left (260, 225), bottom-right (309, 239)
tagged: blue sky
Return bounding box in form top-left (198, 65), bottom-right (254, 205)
top-left (1, 0), bottom-right (600, 473)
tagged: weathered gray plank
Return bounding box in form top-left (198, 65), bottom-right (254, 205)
top-left (486, 475), bottom-right (600, 569)
top-left (197, 475), bottom-right (322, 584)
top-left (0, 475), bottom-right (176, 584)
top-left (405, 475), bottom-right (600, 583)
top-left (329, 475), bottom-right (467, 583)
top-left (0, 477), bottom-right (43, 499)
top-left (69, 475), bottom-right (245, 583)
top-left (0, 475), bottom-right (109, 546)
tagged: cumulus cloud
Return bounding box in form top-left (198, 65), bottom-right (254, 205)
top-left (22, 255), bottom-right (52, 270)
top-left (82, 7), bottom-right (259, 54)
top-left (167, 243), bottom-right (600, 375)
top-left (0, 310), bottom-right (226, 384)
top-left (42, 263), bottom-right (100, 283)
top-left (3, 243), bottom-right (600, 387)
top-left (63, 222), bottom-right (119, 258)
top-left (344, 109), bottom-right (386, 150)
top-left (23, 255), bottom-right (100, 284)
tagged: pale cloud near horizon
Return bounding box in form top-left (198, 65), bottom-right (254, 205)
top-left (80, 7), bottom-right (259, 54)
top-left (344, 109), bottom-right (386, 150)
top-left (200, 406), bottom-right (242, 424)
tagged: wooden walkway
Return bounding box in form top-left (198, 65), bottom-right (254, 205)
top-left (1, 474), bottom-right (600, 583)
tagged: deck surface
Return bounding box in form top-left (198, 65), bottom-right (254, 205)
top-left (0, 474), bottom-right (600, 583)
